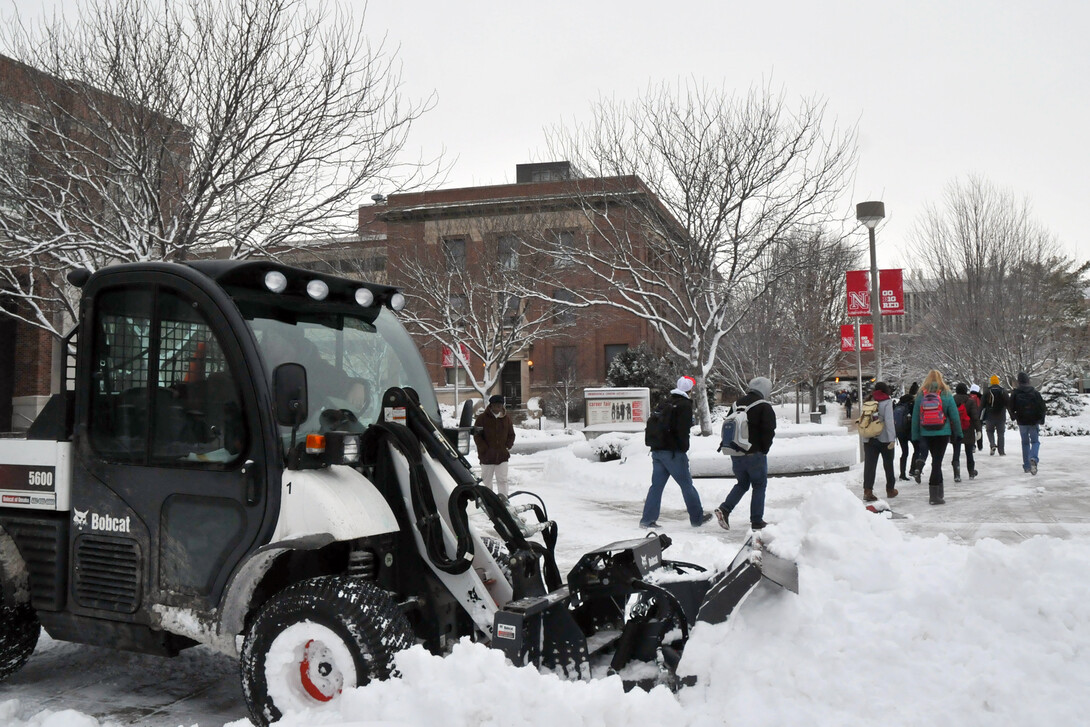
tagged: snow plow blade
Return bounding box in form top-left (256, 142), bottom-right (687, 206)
top-left (695, 535), bottom-right (799, 626)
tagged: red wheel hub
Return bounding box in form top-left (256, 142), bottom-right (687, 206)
top-left (298, 638), bottom-right (343, 702)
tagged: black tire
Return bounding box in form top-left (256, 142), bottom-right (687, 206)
top-left (0, 600), bottom-right (40, 682)
top-left (239, 576), bottom-right (414, 726)
top-left (480, 536), bottom-right (512, 583)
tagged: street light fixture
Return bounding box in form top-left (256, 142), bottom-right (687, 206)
top-left (856, 201), bottom-right (885, 381)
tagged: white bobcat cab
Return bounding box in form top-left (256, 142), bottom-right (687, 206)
top-left (0, 261), bottom-right (798, 725)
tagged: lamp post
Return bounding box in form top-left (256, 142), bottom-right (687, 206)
top-left (856, 201), bottom-right (885, 382)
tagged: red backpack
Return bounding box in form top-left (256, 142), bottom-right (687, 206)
top-left (957, 402), bottom-right (971, 431)
top-left (919, 392), bottom-right (947, 430)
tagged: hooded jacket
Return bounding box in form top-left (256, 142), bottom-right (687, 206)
top-left (733, 389), bottom-right (776, 454)
top-left (865, 390), bottom-right (897, 444)
top-left (1008, 375), bottom-right (1046, 426)
top-left (474, 406), bottom-right (516, 464)
top-left (911, 385), bottom-right (963, 440)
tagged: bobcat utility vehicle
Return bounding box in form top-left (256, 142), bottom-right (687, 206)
top-left (0, 261), bottom-right (797, 725)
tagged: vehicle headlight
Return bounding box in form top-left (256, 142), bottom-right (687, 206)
top-left (264, 270), bottom-right (288, 293)
top-left (341, 435), bottom-right (360, 464)
top-left (355, 288), bottom-right (374, 307)
top-left (457, 429), bottom-right (471, 455)
top-left (306, 279), bottom-right (329, 301)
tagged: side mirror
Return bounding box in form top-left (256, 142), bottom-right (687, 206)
top-left (273, 363), bottom-right (308, 427)
top-left (458, 399), bottom-right (475, 428)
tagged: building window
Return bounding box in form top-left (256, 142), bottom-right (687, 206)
top-left (499, 293), bottom-right (521, 327)
top-left (553, 346), bottom-right (578, 383)
top-left (554, 230), bottom-right (575, 267)
top-left (448, 294), bottom-right (467, 330)
top-left (553, 288), bottom-right (576, 324)
top-left (497, 234), bottom-right (519, 270)
top-left (604, 344), bottom-right (628, 378)
top-left (443, 237), bottom-right (466, 271)
top-left (445, 367), bottom-right (470, 386)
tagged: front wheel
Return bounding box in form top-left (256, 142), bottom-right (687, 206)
top-left (239, 576), bottom-right (415, 726)
top-left (0, 599), bottom-right (40, 682)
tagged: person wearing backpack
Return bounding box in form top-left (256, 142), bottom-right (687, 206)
top-left (714, 377), bottom-right (777, 531)
top-left (910, 369), bottom-right (963, 505)
top-left (1008, 371), bottom-right (1047, 475)
top-left (860, 382), bottom-right (898, 502)
top-left (894, 382), bottom-right (918, 481)
top-left (951, 383), bottom-right (981, 481)
top-left (639, 376), bottom-right (712, 528)
top-left (983, 375), bottom-right (1010, 456)
top-left (969, 384), bottom-right (985, 452)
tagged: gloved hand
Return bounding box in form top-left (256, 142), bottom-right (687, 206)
top-left (887, 441), bottom-right (895, 450)
top-left (976, 437), bottom-right (984, 451)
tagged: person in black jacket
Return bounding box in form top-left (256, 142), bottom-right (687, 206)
top-left (640, 377), bottom-right (712, 528)
top-left (714, 376), bottom-right (777, 531)
top-left (1008, 371), bottom-right (1046, 475)
top-left (951, 383), bottom-right (981, 481)
top-left (895, 382), bottom-right (918, 480)
top-left (983, 375), bottom-right (1009, 456)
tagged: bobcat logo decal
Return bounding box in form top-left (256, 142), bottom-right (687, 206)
top-left (72, 508), bottom-right (89, 529)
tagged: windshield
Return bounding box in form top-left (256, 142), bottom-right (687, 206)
top-left (241, 305), bottom-right (440, 440)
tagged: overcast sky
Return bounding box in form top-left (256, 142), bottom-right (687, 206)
top-left (7, 0), bottom-right (1089, 268)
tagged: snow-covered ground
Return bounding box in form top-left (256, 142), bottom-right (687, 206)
top-left (4, 409), bottom-right (1089, 727)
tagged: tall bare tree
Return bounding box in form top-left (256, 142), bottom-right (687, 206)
top-left (388, 218), bottom-right (582, 401)
top-left (533, 81), bottom-right (857, 433)
top-left (719, 231), bottom-right (861, 405)
top-left (906, 176), bottom-right (1089, 383)
top-left (0, 0), bottom-right (436, 335)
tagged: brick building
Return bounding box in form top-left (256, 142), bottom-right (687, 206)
top-left (1, 54), bottom-right (187, 430)
top-left (355, 162), bottom-right (675, 412)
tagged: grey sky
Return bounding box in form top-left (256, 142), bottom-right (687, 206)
top-left (8, 0), bottom-right (1089, 268)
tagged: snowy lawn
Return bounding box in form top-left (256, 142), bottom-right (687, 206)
top-left (4, 416), bottom-right (1089, 727)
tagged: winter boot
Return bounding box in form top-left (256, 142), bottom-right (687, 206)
top-left (990, 444), bottom-right (996, 456)
top-left (911, 459), bottom-right (924, 484)
top-left (886, 486), bottom-right (899, 499)
top-left (714, 508), bottom-right (730, 531)
top-left (969, 468), bottom-right (978, 479)
top-left (863, 489), bottom-right (878, 502)
top-left (929, 484), bottom-right (945, 505)
top-left (953, 463), bottom-right (961, 483)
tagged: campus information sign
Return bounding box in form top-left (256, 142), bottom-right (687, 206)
top-left (583, 387), bottom-right (651, 430)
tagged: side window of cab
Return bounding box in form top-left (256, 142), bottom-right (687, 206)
top-left (89, 285), bottom-right (249, 468)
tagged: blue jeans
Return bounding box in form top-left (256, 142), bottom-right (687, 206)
top-left (1019, 425), bottom-right (1040, 471)
top-left (642, 450), bottom-right (705, 526)
top-left (720, 453), bottom-right (768, 526)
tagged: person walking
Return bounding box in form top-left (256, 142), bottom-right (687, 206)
top-left (983, 375), bottom-right (1010, 456)
top-left (1008, 371), bottom-right (1047, 475)
top-left (860, 381), bottom-right (898, 502)
top-left (951, 383), bottom-right (981, 481)
top-left (895, 382), bottom-right (918, 481)
top-left (969, 384), bottom-right (985, 452)
top-left (911, 369), bottom-right (963, 505)
top-left (714, 377), bottom-right (777, 531)
top-left (473, 395), bottom-right (516, 496)
top-left (640, 377), bottom-right (712, 528)
top-left (844, 388), bottom-right (854, 420)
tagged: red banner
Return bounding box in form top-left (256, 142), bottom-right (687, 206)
top-left (846, 270), bottom-right (870, 317)
top-left (848, 269), bottom-right (904, 317)
top-left (441, 343), bottom-right (470, 368)
top-left (840, 324), bottom-right (855, 352)
top-left (859, 324), bottom-right (874, 351)
top-left (879, 268), bottom-right (904, 315)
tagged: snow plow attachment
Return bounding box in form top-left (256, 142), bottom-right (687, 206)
top-left (490, 532), bottom-right (798, 689)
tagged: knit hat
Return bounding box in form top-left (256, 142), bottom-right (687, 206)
top-left (748, 376), bottom-right (772, 400)
top-left (956, 382), bottom-right (968, 395)
top-left (675, 376), bottom-right (695, 393)
top-left (989, 375), bottom-right (1000, 385)
top-left (969, 384), bottom-right (981, 394)
top-left (1017, 371), bottom-right (1030, 385)
top-left (908, 382), bottom-right (919, 397)
top-left (874, 381), bottom-right (890, 395)
top-left (488, 394), bottom-right (504, 405)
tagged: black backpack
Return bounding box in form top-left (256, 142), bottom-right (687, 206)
top-left (893, 401), bottom-right (911, 436)
top-left (644, 399), bottom-right (677, 450)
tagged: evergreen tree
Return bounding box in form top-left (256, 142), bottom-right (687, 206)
top-left (1040, 378), bottom-right (1085, 417)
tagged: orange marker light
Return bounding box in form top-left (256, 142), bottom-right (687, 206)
top-left (305, 434), bottom-right (326, 454)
